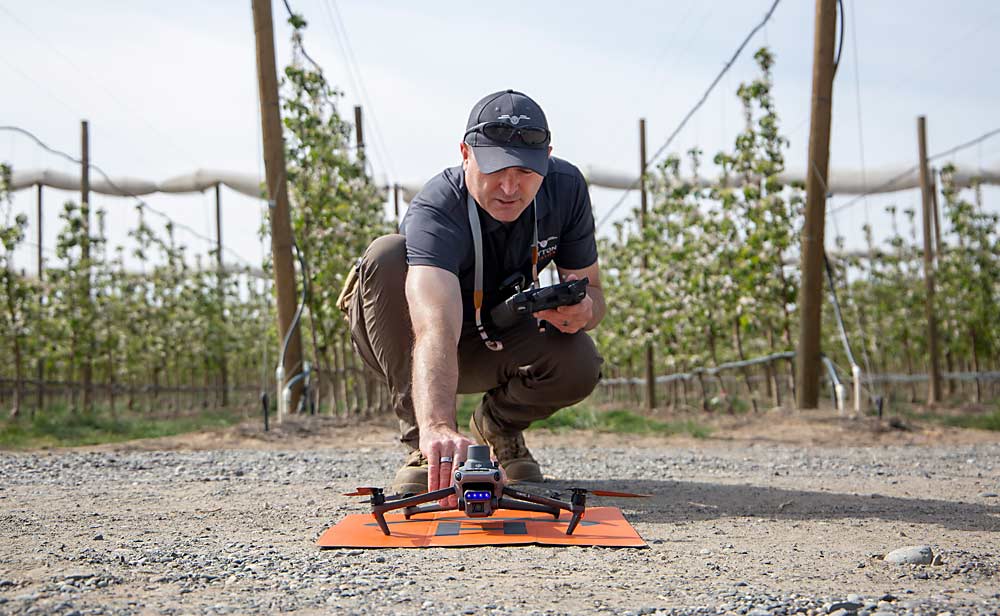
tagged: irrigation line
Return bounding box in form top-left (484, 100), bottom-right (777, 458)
top-left (810, 160), bottom-right (874, 403)
top-left (600, 351), bottom-right (795, 386)
top-left (822, 253), bottom-right (858, 368)
top-left (601, 362), bottom-right (1000, 387)
top-left (596, 0), bottom-right (783, 231)
top-left (865, 372), bottom-right (1000, 384)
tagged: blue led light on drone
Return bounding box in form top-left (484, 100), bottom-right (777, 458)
top-left (464, 491), bottom-right (491, 501)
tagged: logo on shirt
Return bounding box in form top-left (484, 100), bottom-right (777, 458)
top-left (498, 114), bottom-right (531, 125)
top-left (537, 235), bottom-right (558, 260)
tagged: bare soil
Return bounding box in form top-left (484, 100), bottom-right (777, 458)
top-left (1, 406), bottom-right (998, 615)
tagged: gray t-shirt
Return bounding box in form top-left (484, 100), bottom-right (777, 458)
top-left (399, 156), bottom-right (598, 326)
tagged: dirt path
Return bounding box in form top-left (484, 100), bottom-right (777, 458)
top-left (1, 409), bottom-right (998, 615)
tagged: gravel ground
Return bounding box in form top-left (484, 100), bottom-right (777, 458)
top-left (1, 419), bottom-right (999, 615)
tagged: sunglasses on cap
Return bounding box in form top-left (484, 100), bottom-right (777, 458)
top-left (464, 121), bottom-right (550, 147)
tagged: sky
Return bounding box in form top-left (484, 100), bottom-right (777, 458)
top-left (1, 0), bottom-right (998, 275)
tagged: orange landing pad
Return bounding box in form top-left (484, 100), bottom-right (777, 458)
top-left (317, 507), bottom-right (645, 548)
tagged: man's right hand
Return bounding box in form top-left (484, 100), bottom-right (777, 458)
top-left (406, 265), bottom-right (468, 504)
top-left (419, 423), bottom-right (474, 505)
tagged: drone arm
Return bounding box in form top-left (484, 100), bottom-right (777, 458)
top-left (403, 501), bottom-right (453, 518)
top-left (371, 487), bottom-right (456, 536)
top-left (503, 486), bottom-right (587, 534)
top-left (496, 497), bottom-right (561, 518)
top-left (503, 486), bottom-right (573, 514)
top-left (376, 487), bottom-right (456, 513)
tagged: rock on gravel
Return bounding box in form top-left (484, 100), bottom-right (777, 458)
top-left (885, 545), bottom-right (935, 565)
top-left (828, 600), bottom-right (863, 612)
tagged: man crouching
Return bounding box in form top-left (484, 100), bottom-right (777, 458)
top-left (344, 89), bottom-right (605, 494)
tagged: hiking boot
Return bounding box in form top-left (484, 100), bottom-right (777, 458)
top-left (390, 449), bottom-right (428, 495)
top-left (469, 405), bottom-right (544, 483)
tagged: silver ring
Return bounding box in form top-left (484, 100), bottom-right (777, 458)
top-left (439, 456), bottom-right (454, 464)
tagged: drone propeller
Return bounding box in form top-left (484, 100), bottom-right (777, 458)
top-left (589, 489), bottom-right (649, 498)
top-left (572, 488), bottom-right (650, 498)
top-left (342, 487), bottom-right (381, 497)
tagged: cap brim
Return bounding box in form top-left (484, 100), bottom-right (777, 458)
top-left (472, 145), bottom-right (550, 177)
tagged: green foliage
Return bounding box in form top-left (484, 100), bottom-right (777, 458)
top-left (943, 408), bottom-right (1000, 431)
top-left (0, 163), bottom-right (32, 416)
top-left (596, 47), bottom-right (997, 412)
top-left (895, 399), bottom-right (1000, 432)
top-left (820, 166), bottom-right (1000, 387)
top-left (0, 160), bottom-right (276, 419)
top-left (939, 408), bottom-right (1000, 431)
top-left (531, 406), bottom-right (711, 437)
top-left (0, 402), bottom-right (244, 449)
top-left (598, 48), bottom-right (801, 378)
top-left (457, 394), bottom-right (710, 437)
top-left (0, 13), bottom-right (395, 425)
top-left (935, 166), bottom-right (1000, 368)
top-left (280, 15), bottom-right (391, 410)
top-left (456, 394), bottom-right (478, 428)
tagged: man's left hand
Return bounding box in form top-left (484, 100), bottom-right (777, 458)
top-left (533, 273), bottom-right (593, 334)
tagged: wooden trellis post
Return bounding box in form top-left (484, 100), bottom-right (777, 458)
top-left (917, 116), bottom-right (942, 404)
top-left (795, 0), bottom-right (837, 409)
top-left (639, 118), bottom-right (656, 411)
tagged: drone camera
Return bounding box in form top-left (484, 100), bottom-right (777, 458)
top-left (454, 448), bottom-right (501, 518)
top-left (457, 480), bottom-right (497, 517)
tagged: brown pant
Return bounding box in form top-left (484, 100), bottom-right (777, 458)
top-left (348, 234), bottom-right (604, 450)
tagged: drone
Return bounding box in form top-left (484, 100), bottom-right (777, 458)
top-left (345, 445), bottom-right (646, 536)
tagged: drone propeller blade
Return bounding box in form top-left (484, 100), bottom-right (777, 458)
top-left (588, 489), bottom-right (650, 498)
top-left (342, 487), bottom-right (378, 497)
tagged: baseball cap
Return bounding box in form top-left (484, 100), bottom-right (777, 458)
top-left (463, 89), bottom-right (551, 177)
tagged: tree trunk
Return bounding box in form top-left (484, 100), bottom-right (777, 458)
top-left (767, 328), bottom-right (781, 407)
top-left (732, 318), bottom-right (758, 413)
top-left (695, 372), bottom-right (709, 412)
top-left (900, 332), bottom-right (918, 403)
top-left (337, 336), bottom-right (349, 414)
top-left (324, 366), bottom-right (338, 416)
top-left (945, 350), bottom-right (957, 397)
top-left (351, 345), bottom-right (368, 413)
top-left (970, 326), bottom-right (982, 404)
top-left (680, 373), bottom-right (689, 408)
top-left (626, 356), bottom-right (639, 408)
top-left (9, 329), bottom-right (23, 419)
top-left (109, 348), bottom-right (116, 420)
top-left (128, 374), bottom-right (134, 412)
top-left (776, 266), bottom-right (797, 400)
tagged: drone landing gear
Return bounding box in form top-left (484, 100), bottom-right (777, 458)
top-left (361, 487), bottom-right (456, 536)
top-left (357, 486), bottom-right (588, 536)
top-left (503, 486), bottom-right (587, 535)
top-left (566, 489), bottom-right (588, 535)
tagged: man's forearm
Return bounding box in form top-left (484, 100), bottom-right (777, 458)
top-left (411, 331), bottom-right (459, 430)
top-left (584, 285), bottom-right (606, 331)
